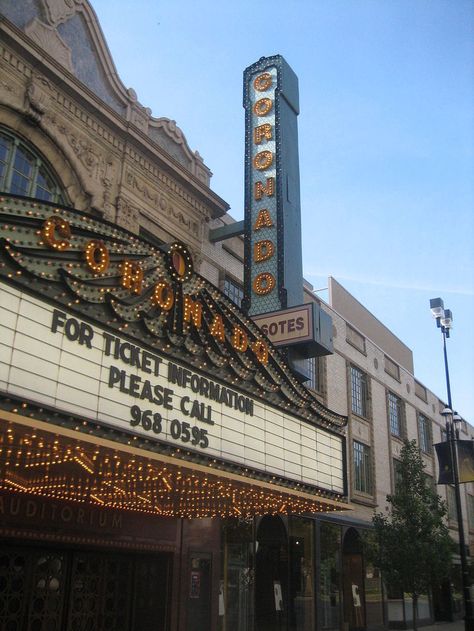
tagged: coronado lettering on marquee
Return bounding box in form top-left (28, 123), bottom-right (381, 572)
top-left (39, 216), bottom-right (269, 366)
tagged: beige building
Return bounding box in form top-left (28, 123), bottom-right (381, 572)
top-left (0, 2), bottom-right (471, 630)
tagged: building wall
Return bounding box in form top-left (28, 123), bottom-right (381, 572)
top-left (320, 283), bottom-right (473, 546)
top-left (0, 0), bottom-right (228, 255)
top-left (203, 210), bottom-right (474, 552)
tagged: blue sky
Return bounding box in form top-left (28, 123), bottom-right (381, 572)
top-left (91, 0), bottom-right (474, 420)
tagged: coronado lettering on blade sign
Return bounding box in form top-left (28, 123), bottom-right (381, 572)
top-left (243, 56), bottom-right (304, 317)
top-left (249, 66), bottom-right (277, 307)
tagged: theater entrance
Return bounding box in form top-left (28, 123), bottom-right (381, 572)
top-left (0, 543), bottom-right (172, 631)
top-left (255, 515), bottom-right (288, 631)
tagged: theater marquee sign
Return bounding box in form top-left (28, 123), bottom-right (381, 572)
top-left (0, 195), bottom-right (346, 496)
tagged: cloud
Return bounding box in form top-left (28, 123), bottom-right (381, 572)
top-left (305, 269), bottom-right (474, 296)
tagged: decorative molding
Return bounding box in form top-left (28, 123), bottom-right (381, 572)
top-left (193, 150), bottom-right (211, 184)
top-left (53, 95), bottom-right (124, 150)
top-left (152, 118), bottom-right (189, 153)
top-left (125, 170), bottom-right (199, 238)
top-left (99, 153), bottom-right (116, 215)
top-left (130, 106), bottom-right (150, 133)
top-left (24, 19), bottom-right (72, 71)
top-left (58, 121), bottom-right (100, 174)
top-left (0, 39), bottom-right (219, 218)
top-left (1, 21), bottom-right (218, 207)
top-left (127, 88), bottom-right (151, 134)
top-left (0, 79), bottom-right (15, 95)
top-left (188, 246), bottom-right (203, 272)
top-left (149, 117), bottom-right (212, 183)
top-left (44, 113), bottom-right (118, 215)
top-left (42, 0), bottom-right (85, 27)
top-left (116, 196), bottom-right (140, 234)
top-left (0, 74), bottom-right (20, 111)
top-left (24, 73), bottom-right (52, 124)
top-left (125, 146), bottom-right (209, 217)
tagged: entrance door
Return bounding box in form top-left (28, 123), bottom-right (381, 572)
top-left (342, 529), bottom-right (366, 631)
top-left (67, 552), bottom-right (133, 630)
top-left (186, 553), bottom-right (212, 631)
top-left (0, 543), bottom-right (172, 631)
top-left (0, 547), bottom-right (68, 631)
top-left (255, 515), bottom-right (288, 631)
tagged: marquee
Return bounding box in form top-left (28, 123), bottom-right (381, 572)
top-left (0, 194), bottom-right (348, 513)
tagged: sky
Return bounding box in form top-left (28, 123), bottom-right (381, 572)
top-left (90, 0), bottom-right (474, 420)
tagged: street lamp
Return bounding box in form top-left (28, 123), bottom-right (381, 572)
top-left (430, 298), bottom-right (474, 631)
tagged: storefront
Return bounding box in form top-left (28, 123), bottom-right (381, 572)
top-left (0, 194), bottom-right (350, 630)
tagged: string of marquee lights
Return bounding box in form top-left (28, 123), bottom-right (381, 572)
top-left (0, 194), bottom-right (347, 431)
top-left (0, 413), bottom-right (348, 519)
top-left (0, 396), bottom-right (348, 512)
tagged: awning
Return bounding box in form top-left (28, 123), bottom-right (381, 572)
top-left (0, 410), bottom-right (351, 519)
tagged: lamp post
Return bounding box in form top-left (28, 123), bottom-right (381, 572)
top-left (430, 297), bottom-right (474, 631)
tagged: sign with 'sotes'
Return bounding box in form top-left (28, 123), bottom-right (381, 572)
top-left (252, 304), bottom-right (314, 347)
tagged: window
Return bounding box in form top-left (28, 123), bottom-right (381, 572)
top-left (384, 355), bottom-right (400, 381)
top-left (418, 414), bottom-right (432, 453)
top-left (415, 380), bottom-right (427, 402)
top-left (388, 392), bottom-right (404, 438)
top-left (424, 473), bottom-right (435, 491)
top-left (0, 129), bottom-right (65, 203)
top-left (353, 440), bottom-right (373, 494)
top-left (393, 458), bottom-right (403, 492)
top-left (223, 276), bottom-right (243, 308)
top-left (319, 522), bottom-right (342, 630)
top-left (350, 366), bottom-right (368, 418)
top-left (306, 357), bottom-right (320, 392)
top-left (346, 324), bottom-right (365, 353)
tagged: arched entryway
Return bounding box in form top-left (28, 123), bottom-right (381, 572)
top-left (255, 515), bottom-right (288, 631)
top-left (342, 527), bottom-right (366, 631)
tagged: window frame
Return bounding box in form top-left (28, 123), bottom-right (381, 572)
top-left (223, 275), bottom-right (244, 308)
top-left (392, 458), bottom-right (402, 493)
top-left (350, 365), bottom-right (369, 418)
top-left (417, 413), bottom-right (432, 454)
top-left (353, 439), bottom-right (373, 495)
top-left (0, 128), bottom-right (65, 203)
top-left (388, 391), bottom-right (404, 438)
top-left (306, 357), bottom-right (320, 392)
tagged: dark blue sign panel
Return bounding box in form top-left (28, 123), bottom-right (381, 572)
top-left (243, 55), bottom-right (303, 316)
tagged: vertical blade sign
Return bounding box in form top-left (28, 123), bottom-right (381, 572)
top-left (243, 55), bottom-right (303, 317)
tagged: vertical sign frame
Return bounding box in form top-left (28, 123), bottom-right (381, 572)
top-left (243, 55), bottom-right (303, 317)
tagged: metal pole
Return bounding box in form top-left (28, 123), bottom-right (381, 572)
top-left (441, 326), bottom-right (474, 631)
top-left (442, 328), bottom-right (453, 409)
